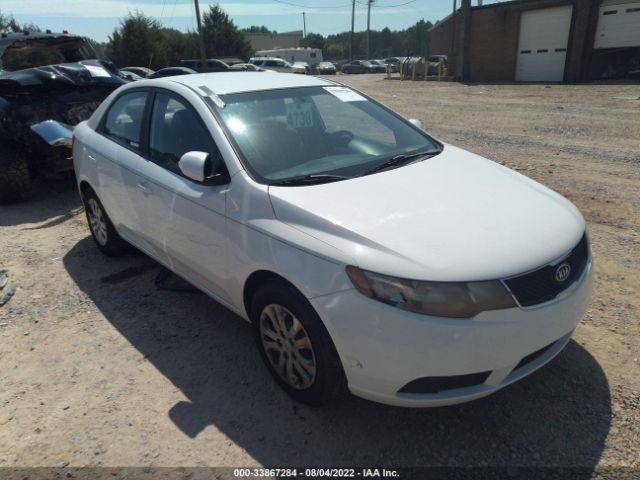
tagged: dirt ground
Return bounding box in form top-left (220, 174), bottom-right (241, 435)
top-left (1, 76), bottom-right (639, 473)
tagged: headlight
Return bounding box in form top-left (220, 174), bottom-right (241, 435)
top-left (346, 266), bottom-right (516, 318)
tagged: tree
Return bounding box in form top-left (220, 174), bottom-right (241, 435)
top-left (105, 11), bottom-right (162, 68)
top-left (301, 33), bottom-right (325, 51)
top-left (200, 5), bottom-right (251, 59)
top-left (0, 10), bottom-right (40, 33)
top-left (242, 26), bottom-right (275, 34)
top-left (299, 19), bottom-right (435, 61)
top-left (156, 28), bottom-right (197, 67)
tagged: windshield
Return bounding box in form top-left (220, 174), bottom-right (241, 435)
top-left (212, 86), bottom-right (440, 184)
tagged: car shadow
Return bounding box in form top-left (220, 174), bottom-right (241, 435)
top-left (0, 175), bottom-right (81, 227)
top-left (63, 237), bottom-right (611, 471)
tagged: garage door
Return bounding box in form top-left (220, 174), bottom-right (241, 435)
top-left (594, 0), bottom-right (640, 49)
top-left (516, 5), bottom-right (574, 81)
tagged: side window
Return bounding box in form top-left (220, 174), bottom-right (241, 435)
top-left (265, 61), bottom-right (277, 67)
top-left (148, 92), bottom-right (222, 175)
top-left (103, 91), bottom-right (148, 149)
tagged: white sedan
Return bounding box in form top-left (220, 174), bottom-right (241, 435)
top-left (73, 73), bottom-right (592, 407)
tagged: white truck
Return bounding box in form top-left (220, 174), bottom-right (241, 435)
top-left (254, 48), bottom-right (323, 67)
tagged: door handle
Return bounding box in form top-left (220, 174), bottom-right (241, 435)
top-left (87, 154), bottom-right (97, 162)
top-left (137, 182), bottom-right (151, 194)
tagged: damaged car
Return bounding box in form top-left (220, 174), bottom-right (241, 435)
top-left (0, 30), bottom-right (127, 203)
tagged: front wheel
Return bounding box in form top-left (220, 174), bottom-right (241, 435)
top-left (82, 187), bottom-right (128, 256)
top-left (251, 281), bottom-right (346, 406)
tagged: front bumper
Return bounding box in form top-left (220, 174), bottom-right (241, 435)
top-left (311, 260), bottom-right (593, 407)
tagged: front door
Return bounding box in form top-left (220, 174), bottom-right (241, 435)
top-left (134, 91), bottom-right (231, 301)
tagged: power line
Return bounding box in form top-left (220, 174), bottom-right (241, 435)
top-left (372, 0), bottom-right (417, 6)
top-left (272, 0), bottom-right (354, 8)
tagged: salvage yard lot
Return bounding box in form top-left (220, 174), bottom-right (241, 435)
top-left (0, 77), bottom-right (639, 471)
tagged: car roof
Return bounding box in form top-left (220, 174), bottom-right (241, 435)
top-left (0, 31), bottom-right (82, 46)
top-left (250, 57), bottom-right (286, 61)
top-left (162, 72), bottom-right (337, 95)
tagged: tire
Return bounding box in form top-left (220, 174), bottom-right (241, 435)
top-left (81, 187), bottom-right (128, 256)
top-left (251, 280), bottom-right (346, 406)
top-left (0, 143), bottom-right (32, 204)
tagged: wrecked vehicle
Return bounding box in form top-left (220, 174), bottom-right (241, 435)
top-left (0, 31), bottom-right (127, 203)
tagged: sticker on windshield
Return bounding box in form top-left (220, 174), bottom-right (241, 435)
top-left (84, 65), bottom-right (111, 78)
top-left (323, 86), bottom-right (367, 102)
top-left (286, 102), bottom-right (314, 129)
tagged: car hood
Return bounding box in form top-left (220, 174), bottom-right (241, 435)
top-left (0, 60), bottom-right (126, 90)
top-left (268, 145), bottom-right (585, 281)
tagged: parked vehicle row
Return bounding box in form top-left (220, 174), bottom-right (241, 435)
top-left (316, 61), bottom-right (337, 75)
top-left (340, 60), bottom-right (386, 74)
top-left (120, 56), bottom-right (420, 79)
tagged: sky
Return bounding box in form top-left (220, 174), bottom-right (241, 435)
top-left (3, 0), bottom-right (503, 43)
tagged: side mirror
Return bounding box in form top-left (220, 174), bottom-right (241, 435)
top-left (408, 118), bottom-right (424, 131)
top-left (178, 151), bottom-right (228, 185)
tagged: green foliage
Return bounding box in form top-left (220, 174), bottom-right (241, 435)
top-left (200, 5), bottom-right (252, 59)
top-left (0, 10), bottom-right (40, 32)
top-left (105, 11), bottom-right (166, 68)
top-left (105, 6), bottom-right (250, 69)
top-left (310, 19), bottom-right (434, 61)
top-left (300, 33), bottom-right (325, 51)
top-left (242, 25), bottom-right (276, 34)
top-left (102, 6), bottom-right (433, 69)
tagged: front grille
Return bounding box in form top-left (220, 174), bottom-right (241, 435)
top-left (504, 234), bottom-right (589, 307)
top-left (398, 371), bottom-right (491, 394)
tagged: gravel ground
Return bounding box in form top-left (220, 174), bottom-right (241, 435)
top-left (0, 77), bottom-right (638, 475)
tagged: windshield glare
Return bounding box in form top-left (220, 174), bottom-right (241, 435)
top-left (213, 86), bottom-right (439, 183)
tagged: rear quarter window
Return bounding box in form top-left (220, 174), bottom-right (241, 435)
top-left (102, 91), bottom-right (148, 149)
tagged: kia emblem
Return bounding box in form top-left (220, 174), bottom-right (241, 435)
top-left (555, 262), bottom-right (571, 283)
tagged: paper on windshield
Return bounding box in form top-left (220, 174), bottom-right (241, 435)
top-left (323, 86), bottom-right (367, 102)
top-left (84, 65), bottom-right (111, 78)
top-left (286, 102), bottom-right (314, 129)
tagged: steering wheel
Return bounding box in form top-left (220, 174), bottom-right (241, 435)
top-left (330, 130), bottom-right (354, 147)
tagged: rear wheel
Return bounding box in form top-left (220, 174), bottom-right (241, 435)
top-left (251, 280), bottom-right (346, 405)
top-left (0, 143), bottom-right (32, 204)
top-left (82, 187), bottom-right (128, 256)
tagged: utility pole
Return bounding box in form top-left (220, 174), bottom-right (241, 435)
top-left (349, 0), bottom-right (355, 61)
top-left (451, 0), bottom-right (457, 57)
top-left (302, 12), bottom-right (306, 38)
top-left (194, 0), bottom-right (207, 72)
top-left (366, 0), bottom-right (373, 59)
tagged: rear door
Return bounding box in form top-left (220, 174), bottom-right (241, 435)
top-left (93, 89), bottom-right (151, 246)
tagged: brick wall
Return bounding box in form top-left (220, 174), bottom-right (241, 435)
top-left (430, 0), bottom-right (602, 82)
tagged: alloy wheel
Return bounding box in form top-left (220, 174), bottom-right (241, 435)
top-left (259, 304), bottom-right (317, 390)
top-left (87, 198), bottom-right (108, 246)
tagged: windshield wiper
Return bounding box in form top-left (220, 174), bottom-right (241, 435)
top-left (362, 149), bottom-right (442, 176)
top-left (270, 173), bottom-right (351, 186)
